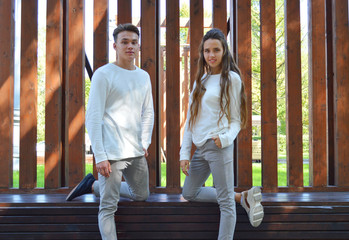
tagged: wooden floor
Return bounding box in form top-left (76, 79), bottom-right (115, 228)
top-left (0, 192), bottom-right (349, 239)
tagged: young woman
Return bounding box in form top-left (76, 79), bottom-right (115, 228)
top-left (180, 28), bottom-right (264, 239)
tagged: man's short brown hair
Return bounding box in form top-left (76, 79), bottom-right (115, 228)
top-left (113, 23), bottom-right (139, 42)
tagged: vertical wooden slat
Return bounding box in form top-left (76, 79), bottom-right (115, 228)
top-left (332, 0), bottom-right (349, 187)
top-left (189, 0), bottom-right (203, 90)
top-left (285, 0), bottom-right (303, 188)
top-left (0, 0), bottom-right (15, 188)
top-left (213, 0), bottom-right (227, 35)
top-left (93, 0), bottom-right (109, 178)
top-left (325, 0), bottom-right (335, 186)
top-left (188, 0), bottom-right (203, 161)
top-left (236, 0), bottom-right (252, 188)
top-left (118, 0), bottom-right (132, 25)
top-left (19, 0), bottom-right (38, 189)
top-left (308, 0), bottom-right (327, 187)
top-left (66, 0), bottom-right (85, 187)
top-left (45, 0), bottom-right (63, 188)
top-left (141, 0), bottom-right (160, 189)
top-left (260, 0), bottom-right (278, 191)
top-left (166, 0), bottom-right (181, 192)
top-left (94, 0), bottom-right (109, 70)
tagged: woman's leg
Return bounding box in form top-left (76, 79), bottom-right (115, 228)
top-left (206, 140), bottom-right (236, 240)
top-left (182, 149), bottom-right (216, 202)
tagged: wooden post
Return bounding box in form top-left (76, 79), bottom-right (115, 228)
top-left (93, 0), bottom-right (109, 71)
top-left (213, 0), bottom-right (227, 35)
top-left (236, 0), bottom-right (252, 189)
top-left (285, 0), bottom-right (303, 188)
top-left (93, 0), bottom-right (109, 178)
top-left (117, 0), bottom-right (132, 25)
top-left (332, 0), bottom-right (349, 187)
top-left (308, 0), bottom-right (327, 188)
top-left (325, 0), bottom-right (335, 186)
top-left (0, 0), bottom-right (15, 188)
top-left (141, 0), bottom-right (161, 189)
top-left (166, 0), bottom-right (181, 192)
top-left (19, 0), bottom-right (38, 189)
top-left (260, 0), bottom-right (278, 191)
top-left (45, 0), bottom-right (64, 188)
top-left (189, 0), bottom-right (203, 90)
top-left (65, 0), bottom-right (85, 187)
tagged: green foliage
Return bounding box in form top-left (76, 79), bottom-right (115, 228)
top-left (37, 27), bottom-right (46, 143)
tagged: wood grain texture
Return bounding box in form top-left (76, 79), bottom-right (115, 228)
top-left (0, 0), bottom-right (15, 188)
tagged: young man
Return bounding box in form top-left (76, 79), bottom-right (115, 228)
top-left (66, 23), bottom-right (154, 240)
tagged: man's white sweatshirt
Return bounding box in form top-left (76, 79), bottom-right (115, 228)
top-left (86, 63), bottom-right (154, 164)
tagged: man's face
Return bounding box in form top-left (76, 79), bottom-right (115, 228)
top-left (113, 31), bottom-right (140, 63)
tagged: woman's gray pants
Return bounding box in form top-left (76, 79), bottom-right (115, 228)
top-left (182, 139), bottom-right (236, 240)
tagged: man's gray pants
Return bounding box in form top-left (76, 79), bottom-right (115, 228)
top-left (93, 156), bottom-right (149, 240)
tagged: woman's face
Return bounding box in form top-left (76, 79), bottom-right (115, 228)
top-left (203, 38), bottom-right (224, 74)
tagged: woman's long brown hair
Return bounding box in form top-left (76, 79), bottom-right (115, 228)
top-left (188, 28), bottom-right (247, 129)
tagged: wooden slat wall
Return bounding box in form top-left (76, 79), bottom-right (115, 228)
top-left (189, 0), bottom-right (203, 90)
top-left (308, 0), bottom-right (327, 187)
top-left (45, 0), bottom-right (63, 188)
top-left (332, 0), bottom-right (349, 187)
top-left (65, 0), bottom-right (85, 187)
top-left (260, 0), bottom-right (278, 191)
top-left (166, 0), bottom-right (181, 192)
top-left (141, 0), bottom-right (160, 189)
top-left (0, 0), bottom-right (15, 189)
top-left (236, 0), bottom-right (252, 189)
top-left (118, 0), bottom-right (132, 25)
top-left (213, 0), bottom-right (227, 35)
top-left (1, 0), bottom-right (349, 193)
top-left (285, 0), bottom-right (303, 188)
top-left (19, 0), bottom-right (38, 189)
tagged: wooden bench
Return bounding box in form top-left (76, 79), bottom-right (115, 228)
top-left (0, 192), bottom-right (349, 239)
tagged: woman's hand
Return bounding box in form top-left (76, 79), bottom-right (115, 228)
top-left (180, 160), bottom-right (190, 176)
top-left (212, 136), bottom-right (222, 148)
top-left (143, 148), bottom-right (149, 157)
top-left (96, 160), bottom-right (112, 178)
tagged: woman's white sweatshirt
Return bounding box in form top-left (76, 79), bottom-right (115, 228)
top-left (180, 71), bottom-right (242, 161)
top-left (86, 63), bottom-right (154, 164)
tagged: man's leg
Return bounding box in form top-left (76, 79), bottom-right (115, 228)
top-left (121, 156), bottom-right (150, 201)
top-left (93, 157), bottom-right (149, 201)
top-left (98, 161), bottom-right (125, 240)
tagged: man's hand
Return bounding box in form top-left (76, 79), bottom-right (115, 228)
top-left (180, 160), bottom-right (190, 176)
top-left (96, 160), bottom-right (112, 178)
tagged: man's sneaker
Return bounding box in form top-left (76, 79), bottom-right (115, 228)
top-left (241, 186), bottom-right (264, 227)
top-left (66, 173), bottom-right (96, 201)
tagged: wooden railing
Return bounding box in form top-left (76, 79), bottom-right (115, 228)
top-left (0, 0), bottom-right (348, 194)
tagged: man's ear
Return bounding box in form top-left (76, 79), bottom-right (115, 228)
top-left (113, 42), bottom-right (117, 50)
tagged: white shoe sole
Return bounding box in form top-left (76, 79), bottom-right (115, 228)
top-left (247, 187), bottom-right (264, 227)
